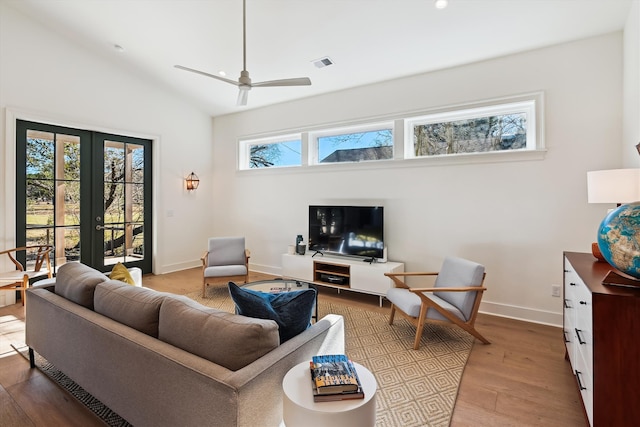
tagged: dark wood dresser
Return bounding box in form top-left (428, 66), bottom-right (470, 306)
top-left (563, 251), bottom-right (640, 426)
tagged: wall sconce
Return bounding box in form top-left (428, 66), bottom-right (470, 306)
top-left (185, 172), bottom-right (200, 191)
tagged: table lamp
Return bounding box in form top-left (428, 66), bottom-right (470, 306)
top-left (587, 168), bottom-right (640, 260)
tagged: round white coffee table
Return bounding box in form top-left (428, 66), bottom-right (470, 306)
top-left (282, 361), bottom-right (377, 427)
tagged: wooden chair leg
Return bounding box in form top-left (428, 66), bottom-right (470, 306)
top-left (202, 281), bottom-right (207, 298)
top-left (465, 325), bottom-right (491, 344)
top-left (413, 304), bottom-right (429, 350)
top-left (21, 276), bottom-right (28, 306)
top-left (389, 305), bottom-right (396, 325)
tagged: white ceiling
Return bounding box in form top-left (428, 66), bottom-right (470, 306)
top-left (6, 0), bottom-right (634, 117)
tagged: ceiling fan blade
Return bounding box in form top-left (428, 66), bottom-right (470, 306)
top-left (174, 65), bottom-right (240, 86)
top-left (252, 77), bottom-right (312, 87)
top-left (237, 87), bottom-right (250, 106)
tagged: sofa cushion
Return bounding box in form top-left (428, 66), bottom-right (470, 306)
top-left (94, 280), bottom-right (165, 337)
top-left (228, 281), bottom-right (316, 343)
top-left (158, 295), bottom-right (279, 371)
top-left (54, 262), bottom-right (109, 309)
top-left (109, 262), bottom-right (135, 286)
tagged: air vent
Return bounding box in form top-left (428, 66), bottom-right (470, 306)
top-left (312, 57), bottom-right (334, 68)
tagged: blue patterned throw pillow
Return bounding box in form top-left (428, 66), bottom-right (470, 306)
top-left (228, 282), bottom-right (316, 343)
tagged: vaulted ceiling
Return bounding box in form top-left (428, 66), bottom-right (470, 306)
top-left (6, 0), bottom-right (633, 116)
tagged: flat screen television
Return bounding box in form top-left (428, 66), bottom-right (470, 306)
top-left (308, 205), bottom-right (384, 259)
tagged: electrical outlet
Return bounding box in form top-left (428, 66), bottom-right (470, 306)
top-left (551, 284), bottom-right (561, 297)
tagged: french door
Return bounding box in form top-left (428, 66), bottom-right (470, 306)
top-left (15, 120), bottom-right (152, 274)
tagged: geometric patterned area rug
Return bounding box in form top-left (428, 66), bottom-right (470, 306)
top-left (194, 285), bottom-right (474, 427)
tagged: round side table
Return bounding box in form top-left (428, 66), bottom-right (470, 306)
top-left (282, 361), bottom-right (377, 427)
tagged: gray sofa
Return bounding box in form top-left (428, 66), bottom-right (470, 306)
top-left (25, 262), bottom-right (345, 427)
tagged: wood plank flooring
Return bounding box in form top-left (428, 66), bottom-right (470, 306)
top-left (0, 268), bottom-right (586, 426)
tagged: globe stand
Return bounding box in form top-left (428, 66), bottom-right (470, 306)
top-left (602, 270), bottom-right (640, 288)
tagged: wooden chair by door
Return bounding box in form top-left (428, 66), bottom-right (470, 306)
top-left (0, 245), bottom-right (53, 306)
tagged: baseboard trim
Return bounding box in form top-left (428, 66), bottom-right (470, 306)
top-left (159, 260), bottom-right (200, 275)
top-left (249, 263), bottom-right (281, 276)
top-left (479, 300), bottom-right (562, 328)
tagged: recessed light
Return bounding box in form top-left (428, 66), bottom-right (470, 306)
top-left (113, 44), bottom-right (125, 52)
top-left (434, 0), bottom-right (448, 10)
top-left (218, 70), bottom-right (227, 77)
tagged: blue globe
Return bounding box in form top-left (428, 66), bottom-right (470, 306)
top-left (597, 202), bottom-right (640, 278)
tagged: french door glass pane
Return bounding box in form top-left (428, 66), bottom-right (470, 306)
top-left (62, 181), bottom-right (81, 225)
top-left (61, 227), bottom-right (81, 262)
top-left (130, 143), bottom-right (144, 183)
top-left (103, 140), bottom-right (145, 265)
top-left (25, 130), bottom-right (81, 267)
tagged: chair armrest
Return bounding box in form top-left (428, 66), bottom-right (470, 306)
top-left (384, 271), bottom-right (439, 289)
top-left (384, 272), bottom-right (439, 278)
top-left (245, 249), bottom-right (251, 259)
top-left (201, 252), bottom-right (209, 267)
top-left (408, 286), bottom-right (487, 293)
top-left (0, 247), bottom-right (25, 271)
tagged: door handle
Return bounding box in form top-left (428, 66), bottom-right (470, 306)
top-left (96, 225), bottom-right (104, 230)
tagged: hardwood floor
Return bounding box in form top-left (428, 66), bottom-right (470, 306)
top-left (0, 268), bottom-right (586, 426)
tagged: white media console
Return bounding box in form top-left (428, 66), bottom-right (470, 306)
top-left (281, 253), bottom-right (404, 306)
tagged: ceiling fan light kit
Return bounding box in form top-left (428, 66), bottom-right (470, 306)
top-left (175, 0), bottom-right (311, 106)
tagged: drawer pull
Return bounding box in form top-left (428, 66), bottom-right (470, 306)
top-left (575, 370), bottom-right (587, 391)
top-left (569, 282), bottom-right (577, 286)
top-left (579, 301), bottom-right (588, 305)
top-left (564, 299), bottom-right (573, 309)
top-left (563, 330), bottom-right (570, 343)
top-left (575, 328), bottom-right (586, 345)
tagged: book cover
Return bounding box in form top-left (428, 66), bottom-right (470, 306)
top-left (310, 354), bottom-right (363, 396)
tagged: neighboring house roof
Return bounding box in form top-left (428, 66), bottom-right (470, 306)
top-left (321, 146), bottom-right (392, 163)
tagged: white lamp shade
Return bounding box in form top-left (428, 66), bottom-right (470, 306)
top-left (587, 169), bottom-right (640, 204)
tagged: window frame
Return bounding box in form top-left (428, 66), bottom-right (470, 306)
top-left (404, 96), bottom-right (541, 160)
top-left (237, 92), bottom-right (545, 172)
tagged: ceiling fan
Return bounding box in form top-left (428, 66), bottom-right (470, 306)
top-left (175, 0), bottom-right (311, 106)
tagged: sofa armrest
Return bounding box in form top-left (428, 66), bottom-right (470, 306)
top-left (225, 314), bottom-right (346, 427)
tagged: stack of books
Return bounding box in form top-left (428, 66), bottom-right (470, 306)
top-left (309, 354), bottom-right (364, 402)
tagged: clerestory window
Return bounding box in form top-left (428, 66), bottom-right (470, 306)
top-left (404, 99), bottom-right (538, 159)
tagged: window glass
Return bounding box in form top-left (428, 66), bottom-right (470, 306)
top-left (407, 100), bottom-right (536, 158)
top-left (247, 139), bottom-right (302, 169)
top-left (316, 128), bottom-right (393, 164)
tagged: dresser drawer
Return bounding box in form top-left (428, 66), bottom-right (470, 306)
top-left (573, 281), bottom-right (593, 376)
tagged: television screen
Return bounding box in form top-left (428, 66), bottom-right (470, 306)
top-left (308, 205), bottom-right (384, 259)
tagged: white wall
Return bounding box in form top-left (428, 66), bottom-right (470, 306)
top-left (0, 3), bottom-right (215, 274)
top-left (212, 33), bottom-right (625, 326)
top-left (623, 0), bottom-right (640, 167)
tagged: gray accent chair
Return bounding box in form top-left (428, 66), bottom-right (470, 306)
top-left (385, 256), bottom-right (489, 350)
top-left (201, 237), bottom-right (250, 297)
